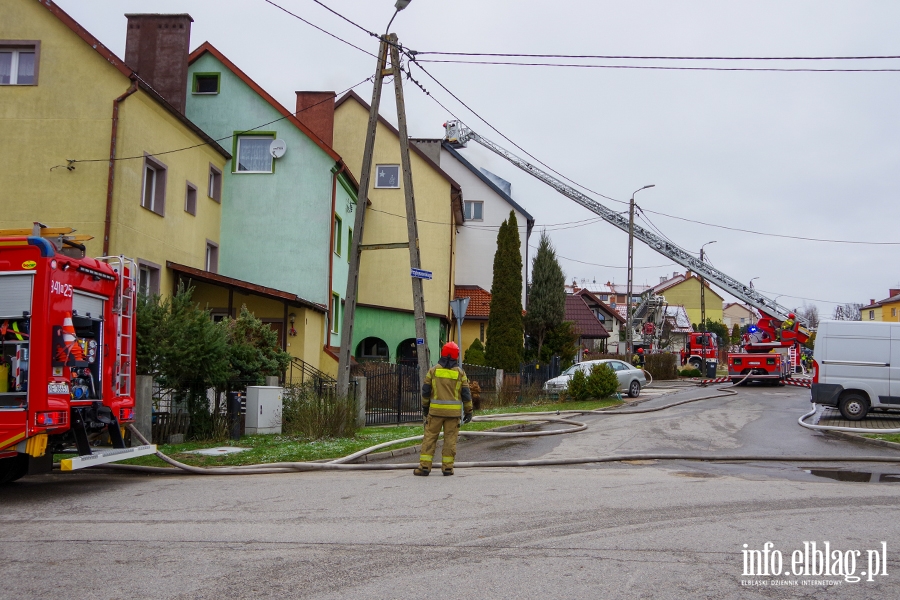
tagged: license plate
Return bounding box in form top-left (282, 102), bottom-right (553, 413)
top-left (48, 382), bottom-right (70, 395)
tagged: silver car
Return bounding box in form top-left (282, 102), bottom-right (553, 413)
top-left (543, 359), bottom-right (648, 398)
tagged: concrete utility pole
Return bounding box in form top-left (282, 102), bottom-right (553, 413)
top-left (625, 184), bottom-right (654, 357)
top-left (337, 32), bottom-right (430, 395)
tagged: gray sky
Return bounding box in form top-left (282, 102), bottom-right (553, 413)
top-left (57, 0), bottom-right (900, 317)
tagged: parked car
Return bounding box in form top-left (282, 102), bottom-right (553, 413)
top-left (543, 359), bottom-right (648, 398)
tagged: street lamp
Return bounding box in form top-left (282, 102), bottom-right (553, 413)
top-left (749, 276), bottom-right (759, 289)
top-left (386, 0), bottom-right (411, 33)
top-left (626, 184), bottom-right (655, 357)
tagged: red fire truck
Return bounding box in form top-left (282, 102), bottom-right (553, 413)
top-left (680, 332), bottom-right (720, 373)
top-left (0, 226), bottom-right (154, 484)
top-left (725, 315), bottom-right (810, 384)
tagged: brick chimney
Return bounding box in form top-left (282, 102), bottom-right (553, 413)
top-left (124, 14), bottom-right (193, 113)
top-left (295, 91), bottom-right (336, 146)
top-left (890, 289), bottom-right (900, 298)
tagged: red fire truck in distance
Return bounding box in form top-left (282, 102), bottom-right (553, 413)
top-left (1, 225), bottom-right (155, 484)
top-left (726, 315), bottom-right (810, 385)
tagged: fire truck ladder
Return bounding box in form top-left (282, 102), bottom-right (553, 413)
top-left (99, 256), bottom-right (137, 397)
top-left (444, 121), bottom-right (804, 326)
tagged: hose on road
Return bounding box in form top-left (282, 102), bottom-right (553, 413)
top-left (798, 404), bottom-right (900, 435)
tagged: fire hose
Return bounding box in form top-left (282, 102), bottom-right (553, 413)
top-left (79, 371), bottom-right (899, 476)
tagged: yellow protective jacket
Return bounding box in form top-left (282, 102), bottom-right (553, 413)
top-left (421, 357), bottom-right (473, 418)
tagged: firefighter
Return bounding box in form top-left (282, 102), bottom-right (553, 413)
top-left (778, 313), bottom-right (796, 341)
top-left (632, 347), bottom-right (645, 367)
top-left (415, 342), bottom-right (473, 477)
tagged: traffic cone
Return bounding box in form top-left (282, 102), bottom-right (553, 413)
top-left (59, 313), bottom-right (84, 363)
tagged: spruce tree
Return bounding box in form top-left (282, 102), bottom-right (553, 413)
top-left (525, 230), bottom-right (565, 360)
top-left (485, 211), bottom-right (524, 371)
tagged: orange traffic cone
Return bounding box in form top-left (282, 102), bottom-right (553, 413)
top-left (57, 313), bottom-right (84, 364)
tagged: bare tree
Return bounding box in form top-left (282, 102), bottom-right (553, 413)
top-left (797, 304), bottom-right (820, 328)
top-left (832, 303), bottom-right (863, 321)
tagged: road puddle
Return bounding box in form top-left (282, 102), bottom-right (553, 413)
top-left (804, 468), bottom-right (900, 483)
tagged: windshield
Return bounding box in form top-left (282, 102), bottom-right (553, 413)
top-left (562, 365), bottom-right (578, 376)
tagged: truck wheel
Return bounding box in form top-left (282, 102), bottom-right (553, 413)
top-left (839, 393), bottom-right (869, 421)
top-left (628, 380), bottom-right (641, 398)
top-left (0, 454), bottom-right (29, 485)
top-left (688, 358), bottom-right (702, 371)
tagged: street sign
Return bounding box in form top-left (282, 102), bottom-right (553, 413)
top-left (449, 297), bottom-right (470, 321)
top-left (416, 338), bottom-right (424, 345)
top-left (410, 268), bottom-right (432, 280)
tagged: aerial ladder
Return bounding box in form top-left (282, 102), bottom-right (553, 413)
top-left (443, 121), bottom-right (809, 375)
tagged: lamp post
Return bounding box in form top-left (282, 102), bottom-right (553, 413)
top-left (699, 241), bottom-right (716, 377)
top-left (386, 0), bottom-right (411, 32)
top-left (626, 184), bottom-right (655, 357)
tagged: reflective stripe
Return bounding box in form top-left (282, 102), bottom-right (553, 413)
top-left (430, 401), bottom-right (463, 411)
top-left (442, 457), bottom-right (454, 463)
top-left (420, 454), bottom-right (433, 461)
top-left (435, 368), bottom-right (459, 380)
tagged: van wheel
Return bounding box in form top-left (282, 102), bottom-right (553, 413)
top-left (0, 455), bottom-right (29, 485)
top-left (839, 393), bottom-right (869, 421)
top-left (628, 380), bottom-right (641, 398)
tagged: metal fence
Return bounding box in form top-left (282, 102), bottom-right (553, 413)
top-left (519, 357), bottom-right (561, 390)
top-left (353, 361), bottom-right (421, 426)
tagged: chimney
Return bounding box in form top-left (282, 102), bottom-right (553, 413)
top-left (124, 14), bottom-right (193, 113)
top-left (890, 289), bottom-right (900, 298)
top-left (660, 276), bottom-right (666, 284)
top-left (870, 299), bottom-right (876, 306)
top-left (295, 91), bottom-right (336, 147)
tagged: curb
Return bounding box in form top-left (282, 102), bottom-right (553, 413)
top-left (822, 429), bottom-right (900, 452)
top-left (356, 422), bottom-right (542, 463)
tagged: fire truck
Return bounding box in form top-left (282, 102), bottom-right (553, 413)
top-left (0, 225), bottom-right (155, 484)
top-left (443, 121), bottom-right (810, 384)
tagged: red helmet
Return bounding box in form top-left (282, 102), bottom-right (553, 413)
top-left (637, 348), bottom-right (644, 354)
top-left (788, 313), bottom-right (795, 319)
top-left (441, 341), bottom-right (460, 360)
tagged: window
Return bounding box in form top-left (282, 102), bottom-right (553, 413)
top-left (236, 135), bottom-right (274, 173)
top-left (740, 317), bottom-right (745, 325)
top-left (375, 164), bottom-right (400, 188)
top-left (0, 43), bottom-right (38, 85)
top-left (347, 229), bottom-right (352, 263)
top-left (137, 261), bottom-right (160, 296)
top-left (184, 182), bottom-right (197, 216)
top-left (140, 155), bottom-right (167, 216)
top-left (893, 308), bottom-right (897, 317)
top-left (464, 201), bottom-right (483, 221)
top-left (869, 310), bottom-right (875, 320)
top-left (205, 240), bottom-right (219, 273)
top-left (192, 72), bottom-right (219, 94)
top-left (333, 214), bottom-right (342, 256)
top-left (208, 164), bottom-right (222, 202)
top-left (331, 294), bottom-right (340, 333)
top-left (599, 294), bottom-right (609, 301)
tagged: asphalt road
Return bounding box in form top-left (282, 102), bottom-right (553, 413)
top-left (2, 384), bottom-right (900, 599)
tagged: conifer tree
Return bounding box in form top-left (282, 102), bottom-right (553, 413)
top-left (485, 211), bottom-right (524, 371)
top-left (525, 230), bottom-right (565, 360)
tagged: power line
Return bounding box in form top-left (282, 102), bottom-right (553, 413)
top-left (755, 289), bottom-right (851, 306)
top-left (262, 0), bottom-right (378, 58)
top-left (66, 76), bottom-right (373, 164)
top-left (414, 58), bottom-right (900, 73)
top-left (307, 0), bottom-right (379, 39)
top-left (415, 51), bottom-right (900, 62)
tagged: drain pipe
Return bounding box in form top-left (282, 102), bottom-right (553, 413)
top-left (103, 77), bottom-right (139, 255)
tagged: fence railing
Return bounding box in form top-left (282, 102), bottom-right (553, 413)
top-left (285, 356), bottom-right (336, 387)
top-left (352, 361), bottom-right (421, 426)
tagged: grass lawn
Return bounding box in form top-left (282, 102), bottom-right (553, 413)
top-left (77, 397), bottom-right (625, 469)
top-left (862, 434), bottom-right (900, 444)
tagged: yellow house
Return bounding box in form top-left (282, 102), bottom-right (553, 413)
top-left (652, 271), bottom-right (724, 327)
top-left (881, 291), bottom-right (900, 322)
top-left (333, 91), bottom-right (463, 364)
top-left (0, 1), bottom-right (229, 298)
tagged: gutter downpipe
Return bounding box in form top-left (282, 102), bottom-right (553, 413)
top-left (104, 77), bottom-right (139, 255)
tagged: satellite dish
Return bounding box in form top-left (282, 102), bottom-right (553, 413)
top-left (269, 139), bottom-right (287, 158)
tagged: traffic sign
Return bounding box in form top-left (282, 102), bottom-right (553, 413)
top-left (411, 268), bottom-right (432, 280)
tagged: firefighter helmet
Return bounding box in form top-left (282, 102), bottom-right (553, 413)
top-left (788, 313), bottom-right (795, 319)
top-left (441, 341), bottom-right (460, 360)
top-left (637, 348), bottom-right (644, 354)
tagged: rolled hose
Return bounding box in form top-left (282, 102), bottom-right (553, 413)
top-left (798, 404), bottom-right (900, 435)
top-left (86, 374), bottom-right (899, 476)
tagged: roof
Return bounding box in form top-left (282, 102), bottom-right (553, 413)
top-left (335, 90), bottom-right (463, 222)
top-left (440, 142), bottom-right (535, 227)
top-left (454, 285), bottom-right (491, 319)
top-left (565, 295), bottom-right (610, 339)
top-left (188, 42), bottom-right (348, 169)
top-left (167, 262), bottom-right (326, 313)
top-left (574, 289), bottom-right (624, 323)
top-left (652, 271), bottom-right (724, 299)
top-left (39, 1), bottom-right (230, 160)
top-left (664, 305), bottom-right (694, 333)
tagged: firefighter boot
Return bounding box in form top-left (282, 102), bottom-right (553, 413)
top-left (413, 467), bottom-right (430, 476)
top-left (442, 467), bottom-right (454, 476)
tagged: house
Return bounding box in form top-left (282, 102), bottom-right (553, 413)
top-left (332, 91), bottom-right (463, 364)
top-left (410, 139), bottom-right (534, 309)
top-left (573, 289), bottom-right (624, 353)
top-left (182, 42), bottom-right (358, 372)
top-left (661, 305), bottom-right (694, 353)
top-left (860, 290), bottom-right (900, 322)
top-left (564, 294), bottom-right (609, 361)
top-left (0, 2), bottom-right (229, 298)
top-left (723, 302), bottom-right (757, 330)
top-left (651, 271), bottom-right (724, 327)
top-left (565, 280), bottom-right (652, 313)
top-left (453, 285), bottom-right (491, 355)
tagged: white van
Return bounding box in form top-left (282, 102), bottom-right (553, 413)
top-left (811, 320), bottom-right (900, 420)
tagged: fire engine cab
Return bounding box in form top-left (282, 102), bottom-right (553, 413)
top-left (0, 225), bottom-right (155, 484)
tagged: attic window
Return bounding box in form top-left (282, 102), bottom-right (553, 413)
top-left (193, 72), bottom-right (219, 94)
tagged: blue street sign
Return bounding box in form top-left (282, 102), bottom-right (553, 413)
top-left (416, 338), bottom-right (424, 345)
top-left (410, 268), bottom-right (433, 280)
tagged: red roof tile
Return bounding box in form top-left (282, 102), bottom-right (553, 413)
top-left (454, 286), bottom-right (491, 318)
top-left (565, 295), bottom-right (609, 339)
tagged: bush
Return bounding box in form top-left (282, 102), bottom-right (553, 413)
top-left (680, 367), bottom-right (702, 378)
top-left (464, 339), bottom-right (486, 366)
top-left (644, 353), bottom-right (678, 380)
top-left (282, 382), bottom-right (358, 439)
top-left (586, 363), bottom-right (619, 399)
top-left (567, 369), bottom-right (589, 401)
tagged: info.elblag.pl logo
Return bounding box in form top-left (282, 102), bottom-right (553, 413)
top-left (741, 542), bottom-right (889, 585)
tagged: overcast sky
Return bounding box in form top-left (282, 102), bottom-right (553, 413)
top-left (57, 0), bottom-right (900, 318)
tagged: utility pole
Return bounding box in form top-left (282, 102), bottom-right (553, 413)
top-left (337, 33), bottom-right (430, 395)
top-left (625, 185), bottom-right (654, 357)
